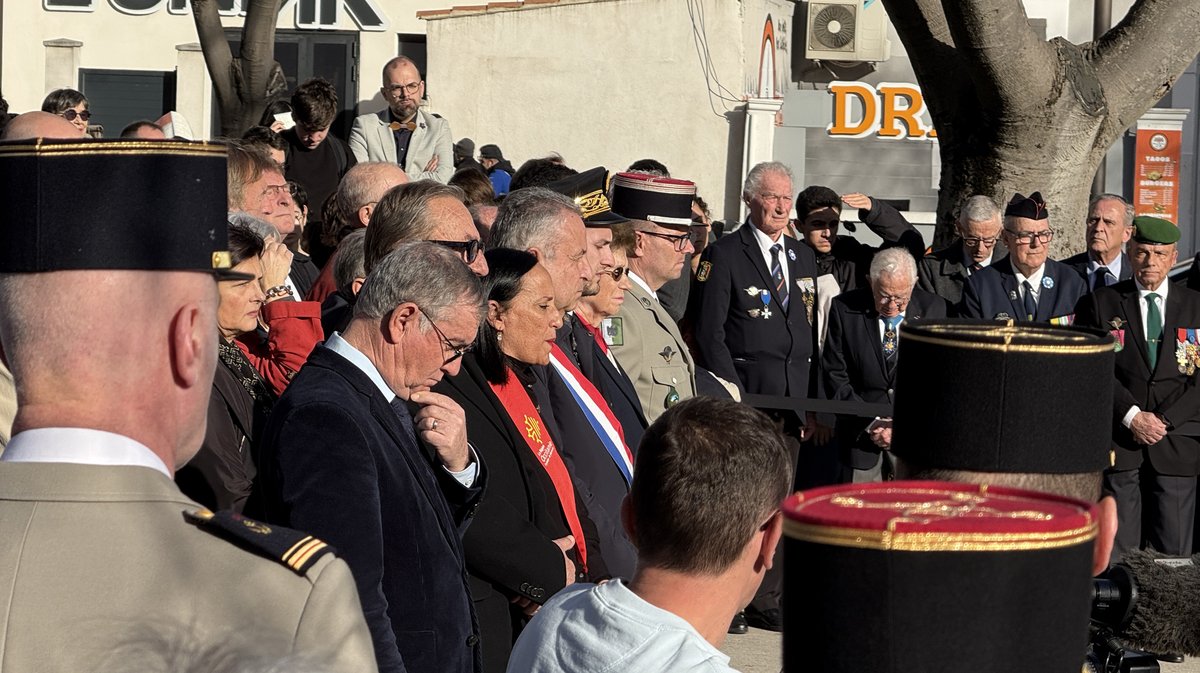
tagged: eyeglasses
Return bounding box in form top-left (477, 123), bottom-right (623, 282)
top-left (62, 109), bottom-right (92, 122)
top-left (1006, 229), bottom-right (1054, 245)
top-left (431, 239), bottom-right (482, 264)
top-left (419, 308), bottom-right (473, 365)
top-left (261, 184), bottom-right (290, 199)
top-left (641, 230), bottom-right (692, 252)
top-left (960, 235), bottom-right (999, 248)
top-left (877, 294), bottom-right (910, 305)
top-left (385, 81), bottom-right (422, 97)
top-left (604, 266), bottom-right (628, 281)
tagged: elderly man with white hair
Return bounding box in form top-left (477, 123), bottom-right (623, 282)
top-left (821, 246), bottom-right (950, 483)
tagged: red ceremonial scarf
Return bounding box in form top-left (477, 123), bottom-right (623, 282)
top-left (489, 367), bottom-right (588, 571)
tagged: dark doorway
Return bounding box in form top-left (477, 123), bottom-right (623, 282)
top-left (80, 69), bottom-right (176, 138)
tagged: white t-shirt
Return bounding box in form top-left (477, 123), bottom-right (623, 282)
top-left (507, 580), bottom-right (739, 673)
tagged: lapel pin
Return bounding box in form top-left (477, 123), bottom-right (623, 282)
top-left (1042, 276), bottom-right (1054, 289)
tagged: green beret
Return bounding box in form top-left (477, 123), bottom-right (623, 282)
top-left (1132, 216), bottom-right (1180, 245)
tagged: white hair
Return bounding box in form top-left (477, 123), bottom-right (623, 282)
top-left (869, 247), bottom-right (917, 286)
top-left (742, 161), bottom-right (794, 201)
top-left (956, 195), bottom-right (1001, 225)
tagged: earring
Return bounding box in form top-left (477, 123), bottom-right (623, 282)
top-left (497, 332), bottom-right (503, 343)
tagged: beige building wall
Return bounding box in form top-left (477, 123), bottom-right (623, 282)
top-left (424, 0), bottom-right (792, 220)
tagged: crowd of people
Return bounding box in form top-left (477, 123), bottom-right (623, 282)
top-left (0, 52), bottom-right (1197, 673)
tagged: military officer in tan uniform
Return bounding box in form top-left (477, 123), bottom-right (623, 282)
top-left (0, 139), bottom-right (376, 673)
top-left (607, 172), bottom-right (699, 422)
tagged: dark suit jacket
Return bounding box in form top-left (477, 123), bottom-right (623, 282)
top-left (1062, 250), bottom-right (1133, 288)
top-left (436, 355), bottom-right (606, 673)
top-left (555, 316), bottom-right (648, 452)
top-left (821, 288), bottom-right (949, 469)
top-left (916, 240), bottom-right (1008, 314)
top-left (962, 257), bottom-right (1087, 322)
top-left (290, 253), bottom-right (320, 299)
top-left (254, 345), bottom-right (484, 673)
top-left (538, 363), bottom-right (637, 579)
top-left (178, 360), bottom-right (261, 513)
top-left (1075, 281), bottom-right (1200, 475)
top-left (687, 224), bottom-right (818, 399)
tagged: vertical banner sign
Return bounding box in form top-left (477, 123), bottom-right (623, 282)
top-left (1133, 110), bottom-right (1188, 222)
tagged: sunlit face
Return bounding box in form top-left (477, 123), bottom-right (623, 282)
top-left (634, 222), bottom-right (693, 288)
top-left (957, 217), bottom-right (1002, 264)
top-left (1130, 240), bottom-right (1177, 290)
top-left (217, 256), bottom-right (265, 339)
top-left (746, 171), bottom-right (794, 237)
top-left (799, 207), bottom-right (841, 254)
top-left (382, 61), bottom-right (424, 122)
top-left (871, 272), bottom-right (914, 319)
top-left (582, 227), bottom-right (615, 297)
top-left (1002, 216), bottom-right (1053, 275)
top-left (427, 196), bottom-right (489, 277)
top-left (242, 168), bottom-right (295, 236)
top-left (493, 265), bottom-right (562, 366)
top-left (581, 249), bottom-right (630, 319)
top-left (540, 212), bottom-right (589, 312)
top-left (1086, 199), bottom-right (1132, 262)
top-left (396, 304), bottom-right (479, 398)
top-left (62, 102), bottom-right (90, 135)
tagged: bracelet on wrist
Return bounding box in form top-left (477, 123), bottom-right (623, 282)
top-left (264, 285), bottom-right (292, 300)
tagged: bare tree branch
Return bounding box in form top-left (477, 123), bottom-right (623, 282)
top-left (1091, 0), bottom-right (1200, 131)
top-left (239, 0), bottom-right (281, 99)
top-left (939, 0), bottom-right (1058, 111)
top-left (191, 0), bottom-right (233, 105)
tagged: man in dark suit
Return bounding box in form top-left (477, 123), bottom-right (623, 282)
top-left (1074, 216), bottom-right (1200, 560)
top-left (823, 247), bottom-right (949, 482)
top-left (686, 161), bottom-right (819, 632)
top-left (1061, 193), bottom-right (1134, 290)
top-left (255, 242), bottom-right (487, 673)
top-left (917, 195), bottom-right (1007, 312)
top-left (962, 191), bottom-right (1087, 323)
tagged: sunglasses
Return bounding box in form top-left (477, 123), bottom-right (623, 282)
top-left (604, 266), bottom-right (628, 281)
top-left (431, 239), bottom-right (483, 264)
top-left (62, 109), bottom-right (92, 122)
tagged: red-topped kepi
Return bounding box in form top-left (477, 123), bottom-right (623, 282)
top-left (609, 172), bottom-right (696, 228)
top-left (782, 481), bottom-right (1098, 673)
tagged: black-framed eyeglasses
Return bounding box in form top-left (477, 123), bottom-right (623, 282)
top-left (431, 239), bottom-right (482, 264)
top-left (419, 308), bottom-right (473, 365)
top-left (960, 235), bottom-right (999, 248)
top-left (604, 266), bottom-right (628, 281)
top-left (1006, 229), bottom-right (1054, 245)
top-left (62, 109), bottom-right (92, 122)
top-left (641, 230), bottom-right (692, 252)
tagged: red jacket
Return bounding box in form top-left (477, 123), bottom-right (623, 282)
top-left (236, 300), bottom-right (323, 396)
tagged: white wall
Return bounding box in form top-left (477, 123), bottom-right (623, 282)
top-left (425, 0), bottom-right (791, 220)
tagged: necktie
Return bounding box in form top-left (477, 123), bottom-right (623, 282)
top-left (969, 262), bottom-right (983, 274)
top-left (1093, 267), bottom-right (1111, 291)
top-left (389, 396), bottom-right (418, 445)
top-left (770, 244), bottom-right (789, 312)
top-left (882, 315), bottom-right (902, 360)
top-left (1146, 292), bottom-right (1162, 369)
top-left (1022, 280), bottom-right (1037, 320)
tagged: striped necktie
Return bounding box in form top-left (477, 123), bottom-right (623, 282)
top-left (771, 244), bottom-right (789, 312)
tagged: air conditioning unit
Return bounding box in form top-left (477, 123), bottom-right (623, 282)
top-left (805, 0), bottom-right (892, 64)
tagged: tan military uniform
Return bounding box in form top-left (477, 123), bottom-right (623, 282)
top-left (0, 362), bottom-right (14, 452)
top-left (609, 280), bottom-right (696, 422)
top-left (0, 461), bottom-right (378, 673)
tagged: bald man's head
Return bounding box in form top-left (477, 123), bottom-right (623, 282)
top-left (2, 111), bottom-right (81, 140)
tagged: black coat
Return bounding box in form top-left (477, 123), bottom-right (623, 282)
top-left (812, 199), bottom-right (926, 294)
top-left (687, 224), bottom-right (818, 399)
top-left (1074, 281), bottom-right (1200, 475)
top-left (253, 345), bottom-right (484, 673)
top-left (821, 288), bottom-right (949, 470)
top-left (289, 253), bottom-right (320, 299)
top-left (554, 316), bottom-right (648, 452)
top-left (436, 355), bottom-right (606, 673)
top-left (178, 360), bottom-right (261, 513)
top-left (962, 257), bottom-right (1087, 322)
top-left (916, 241), bottom-right (1009, 314)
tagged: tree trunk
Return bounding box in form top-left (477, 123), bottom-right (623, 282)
top-left (882, 0), bottom-right (1200, 258)
top-left (192, 0), bottom-right (287, 138)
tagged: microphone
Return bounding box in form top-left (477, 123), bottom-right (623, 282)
top-left (1093, 549), bottom-right (1200, 656)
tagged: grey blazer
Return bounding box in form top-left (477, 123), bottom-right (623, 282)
top-left (348, 107), bottom-right (454, 183)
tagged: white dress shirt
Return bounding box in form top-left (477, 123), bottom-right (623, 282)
top-left (326, 333), bottom-right (478, 487)
top-left (1121, 278), bottom-right (1170, 427)
top-left (2, 427), bottom-right (171, 477)
top-left (1013, 264), bottom-right (1047, 304)
top-left (627, 271), bottom-right (658, 300)
top-left (1088, 254), bottom-right (1124, 288)
top-left (751, 225), bottom-right (790, 289)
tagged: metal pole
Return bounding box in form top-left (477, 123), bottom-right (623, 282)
top-left (1091, 0), bottom-right (1112, 196)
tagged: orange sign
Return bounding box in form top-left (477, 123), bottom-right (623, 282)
top-left (1133, 127), bottom-right (1183, 222)
top-left (827, 81), bottom-right (937, 140)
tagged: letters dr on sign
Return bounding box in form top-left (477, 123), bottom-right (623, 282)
top-left (826, 81), bottom-right (937, 140)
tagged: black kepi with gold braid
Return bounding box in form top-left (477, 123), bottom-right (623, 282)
top-left (892, 319), bottom-right (1114, 473)
top-left (783, 481), bottom-right (1098, 673)
top-left (546, 166), bottom-right (628, 227)
top-left (0, 138), bottom-right (247, 278)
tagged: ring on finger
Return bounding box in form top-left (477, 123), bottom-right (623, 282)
top-left (431, 418), bottom-right (439, 431)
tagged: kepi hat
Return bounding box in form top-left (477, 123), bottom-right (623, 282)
top-left (546, 166), bottom-right (627, 227)
top-left (609, 172), bottom-right (696, 229)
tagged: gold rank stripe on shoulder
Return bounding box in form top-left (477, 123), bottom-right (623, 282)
top-left (283, 535), bottom-right (328, 572)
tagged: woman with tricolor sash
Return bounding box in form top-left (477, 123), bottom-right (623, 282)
top-left (435, 248), bottom-right (609, 673)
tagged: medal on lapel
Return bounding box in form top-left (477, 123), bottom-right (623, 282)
top-left (665, 376), bottom-right (681, 408)
top-left (759, 290), bottom-right (773, 320)
top-left (1176, 328), bottom-right (1200, 375)
top-left (797, 277), bottom-right (816, 323)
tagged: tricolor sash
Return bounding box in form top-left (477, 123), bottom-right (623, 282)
top-left (489, 368), bottom-right (588, 571)
top-left (548, 343), bottom-right (634, 484)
